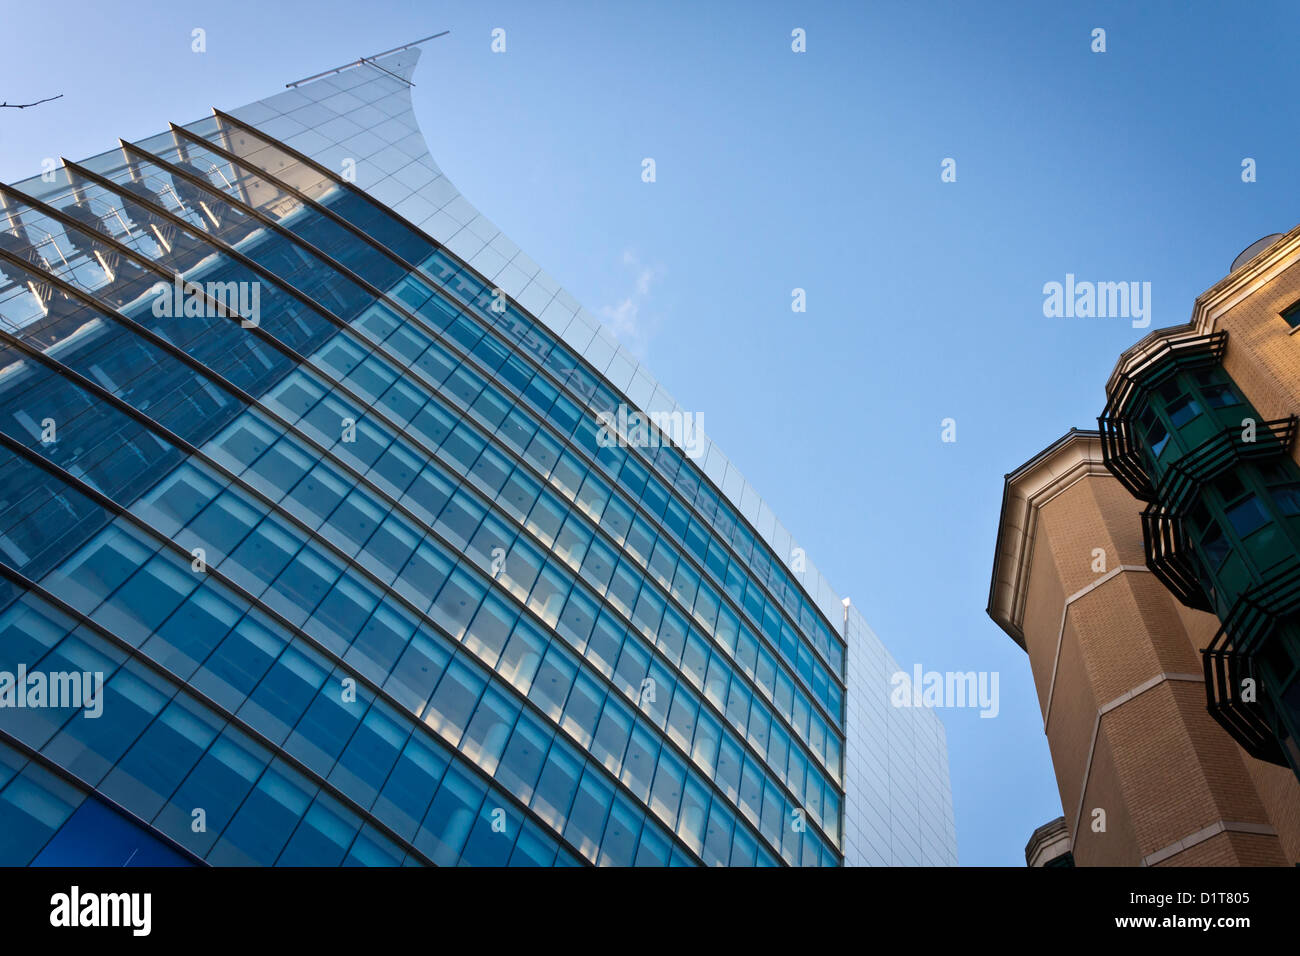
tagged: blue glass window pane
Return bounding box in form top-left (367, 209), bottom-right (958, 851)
top-left (428, 564), bottom-right (485, 641)
top-left (460, 798), bottom-right (514, 866)
top-left (497, 616), bottom-right (546, 694)
top-left (424, 655), bottom-right (486, 747)
top-left (529, 643), bottom-right (576, 720)
top-left (464, 590), bottom-right (517, 668)
top-left (634, 821), bottom-right (671, 867)
top-left (592, 693), bottom-right (633, 775)
top-left (343, 823), bottom-right (404, 867)
top-left (619, 718), bottom-right (660, 801)
top-left (157, 729), bottom-right (269, 857)
top-left (648, 749), bottom-right (686, 830)
top-left (677, 773), bottom-right (710, 855)
top-left (531, 738), bottom-right (582, 830)
top-left (459, 683), bottom-right (519, 775)
top-left (417, 761), bottom-right (486, 865)
top-left (288, 674), bottom-right (371, 783)
top-left (100, 696), bottom-right (221, 821)
top-left (373, 733), bottom-right (450, 841)
top-left (564, 766), bottom-right (614, 864)
top-left (0, 763), bottom-right (84, 865)
top-left (509, 817), bottom-right (559, 866)
top-left (278, 792), bottom-right (361, 866)
top-left (208, 761), bottom-right (312, 865)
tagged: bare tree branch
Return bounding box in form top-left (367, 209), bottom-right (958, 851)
top-left (0, 94), bottom-right (64, 110)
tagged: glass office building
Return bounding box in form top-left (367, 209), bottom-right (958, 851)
top-left (0, 41), bottom-right (956, 866)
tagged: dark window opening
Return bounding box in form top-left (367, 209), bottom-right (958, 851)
top-left (1217, 470), bottom-right (1247, 505)
top-left (1202, 383), bottom-right (1241, 408)
top-left (1226, 493), bottom-right (1270, 538)
top-left (1200, 518), bottom-right (1231, 570)
top-left (1147, 418), bottom-right (1170, 458)
top-left (1167, 394), bottom-right (1203, 427)
top-left (1281, 299), bottom-right (1300, 329)
top-left (1273, 485), bottom-right (1300, 517)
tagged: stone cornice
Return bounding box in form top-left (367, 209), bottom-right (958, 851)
top-left (987, 429), bottom-right (1108, 647)
top-left (1025, 816), bottom-right (1071, 867)
top-left (1104, 224), bottom-right (1300, 401)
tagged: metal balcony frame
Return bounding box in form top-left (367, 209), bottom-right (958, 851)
top-left (1098, 331), bottom-right (1228, 500)
top-left (1202, 556), bottom-right (1300, 767)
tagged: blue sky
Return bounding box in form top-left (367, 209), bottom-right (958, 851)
top-left (4, 0), bottom-right (1297, 865)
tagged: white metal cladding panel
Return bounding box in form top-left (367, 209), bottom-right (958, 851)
top-left (842, 604), bottom-right (957, 866)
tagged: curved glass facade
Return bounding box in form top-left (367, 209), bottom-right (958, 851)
top-left (0, 44), bottom-right (956, 866)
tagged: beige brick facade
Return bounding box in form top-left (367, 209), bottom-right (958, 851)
top-left (991, 438), bottom-right (1300, 866)
top-left (990, 230), bottom-right (1300, 866)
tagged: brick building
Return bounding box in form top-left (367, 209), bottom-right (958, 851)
top-left (988, 230), bottom-right (1300, 866)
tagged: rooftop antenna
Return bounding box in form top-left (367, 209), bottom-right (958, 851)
top-left (285, 31), bottom-right (450, 89)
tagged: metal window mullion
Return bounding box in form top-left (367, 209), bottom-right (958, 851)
top-left (8, 171), bottom-right (849, 782)
top-left (211, 106), bottom-right (849, 683)
top-left (11, 167), bottom-right (837, 857)
top-left (200, 108), bottom-right (851, 700)
top-left (61, 157), bottom-right (391, 387)
top-left (125, 137), bottom-right (436, 352)
top-left (0, 435), bottom-right (606, 868)
top-left (169, 121), bottom-right (851, 714)
top-left (0, 557), bottom-right (436, 867)
top-left (3, 197), bottom-right (842, 831)
top-left (0, 321), bottom-right (736, 864)
top-left (0, 724), bottom-right (210, 867)
top-left (4, 314), bottom-right (836, 858)
top-left (0, 298), bottom-right (727, 864)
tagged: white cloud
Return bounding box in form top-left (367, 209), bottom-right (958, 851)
top-left (600, 250), bottom-right (662, 358)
